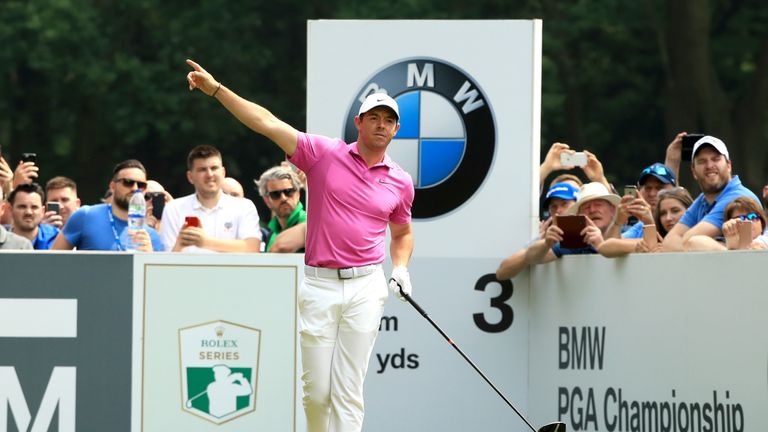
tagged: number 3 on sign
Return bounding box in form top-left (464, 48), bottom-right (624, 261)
top-left (473, 274), bottom-right (513, 333)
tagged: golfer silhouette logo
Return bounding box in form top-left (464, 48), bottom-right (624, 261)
top-left (179, 320), bottom-right (261, 424)
top-left (206, 365), bottom-right (252, 417)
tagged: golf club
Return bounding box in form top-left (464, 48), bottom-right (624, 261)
top-left (185, 389), bottom-right (209, 408)
top-left (391, 280), bottom-right (567, 432)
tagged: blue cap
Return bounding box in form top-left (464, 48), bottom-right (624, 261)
top-left (543, 182), bottom-right (579, 208)
top-left (638, 163), bottom-right (676, 186)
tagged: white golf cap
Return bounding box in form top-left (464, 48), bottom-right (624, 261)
top-left (692, 135), bottom-right (729, 160)
top-left (358, 93), bottom-right (399, 120)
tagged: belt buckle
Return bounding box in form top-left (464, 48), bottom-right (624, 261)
top-left (337, 268), bottom-right (354, 279)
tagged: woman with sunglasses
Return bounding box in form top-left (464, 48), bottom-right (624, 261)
top-left (686, 197), bottom-right (768, 251)
top-left (598, 187), bottom-right (693, 257)
top-left (723, 197), bottom-right (768, 249)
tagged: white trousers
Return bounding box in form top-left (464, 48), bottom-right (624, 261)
top-left (299, 266), bottom-right (388, 432)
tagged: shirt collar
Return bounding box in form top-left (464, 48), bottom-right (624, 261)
top-left (192, 192), bottom-right (226, 211)
top-left (349, 142), bottom-right (395, 169)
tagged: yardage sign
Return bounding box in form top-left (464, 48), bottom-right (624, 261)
top-left (343, 58), bottom-right (496, 219)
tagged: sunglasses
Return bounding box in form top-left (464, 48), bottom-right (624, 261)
top-left (642, 165), bottom-right (669, 176)
top-left (113, 178), bottom-right (148, 189)
top-left (267, 188), bottom-right (297, 200)
top-left (734, 212), bottom-right (760, 222)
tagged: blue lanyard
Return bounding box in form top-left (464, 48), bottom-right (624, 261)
top-left (106, 204), bottom-right (124, 251)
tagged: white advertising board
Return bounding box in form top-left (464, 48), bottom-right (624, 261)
top-left (528, 251), bottom-right (766, 432)
top-left (131, 253), bottom-right (305, 432)
top-left (307, 20), bottom-right (542, 431)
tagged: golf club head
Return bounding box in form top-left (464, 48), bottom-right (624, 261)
top-left (538, 422), bottom-right (566, 432)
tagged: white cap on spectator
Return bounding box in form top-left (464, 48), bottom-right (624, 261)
top-left (358, 93), bottom-right (399, 120)
top-left (692, 135), bottom-right (729, 161)
top-left (567, 182), bottom-right (621, 215)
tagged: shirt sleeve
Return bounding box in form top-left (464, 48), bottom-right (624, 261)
top-left (235, 199), bottom-right (262, 241)
top-left (621, 222), bottom-right (644, 239)
top-left (288, 133), bottom-right (337, 174)
top-left (679, 198), bottom-right (701, 228)
top-left (62, 206), bottom-right (88, 248)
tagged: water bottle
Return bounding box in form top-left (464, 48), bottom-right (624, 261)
top-left (127, 189), bottom-right (146, 251)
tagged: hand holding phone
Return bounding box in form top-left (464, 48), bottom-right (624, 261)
top-left (554, 215), bottom-right (589, 249)
top-left (560, 152), bottom-right (588, 168)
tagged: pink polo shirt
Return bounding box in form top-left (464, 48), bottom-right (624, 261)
top-left (288, 132), bottom-right (414, 268)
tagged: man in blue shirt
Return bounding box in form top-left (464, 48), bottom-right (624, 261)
top-left (6, 183), bottom-right (59, 250)
top-left (662, 135), bottom-right (760, 251)
top-left (51, 159), bottom-right (162, 251)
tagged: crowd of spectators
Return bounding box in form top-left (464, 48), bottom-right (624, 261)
top-left (497, 132), bottom-right (768, 280)
top-left (0, 146), bottom-right (307, 253)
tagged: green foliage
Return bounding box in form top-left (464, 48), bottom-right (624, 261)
top-left (1, 0), bottom-right (767, 206)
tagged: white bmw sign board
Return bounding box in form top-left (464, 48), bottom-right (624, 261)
top-left (308, 20), bottom-right (542, 431)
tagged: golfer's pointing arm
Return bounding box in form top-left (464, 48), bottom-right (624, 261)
top-left (186, 59), bottom-right (298, 156)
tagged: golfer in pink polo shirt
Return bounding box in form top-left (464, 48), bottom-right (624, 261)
top-left (186, 59), bottom-right (415, 432)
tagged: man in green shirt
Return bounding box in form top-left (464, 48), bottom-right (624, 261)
top-left (255, 165), bottom-right (307, 252)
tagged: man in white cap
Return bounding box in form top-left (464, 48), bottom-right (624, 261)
top-left (662, 135), bottom-right (760, 251)
top-left (525, 182), bottom-right (620, 264)
top-left (185, 59), bottom-right (414, 432)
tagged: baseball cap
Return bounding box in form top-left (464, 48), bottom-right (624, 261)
top-left (692, 135), bottom-right (729, 160)
top-left (567, 182), bottom-right (621, 215)
top-left (638, 163), bottom-right (676, 186)
top-left (543, 182), bottom-right (579, 208)
top-left (358, 93), bottom-right (399, 120)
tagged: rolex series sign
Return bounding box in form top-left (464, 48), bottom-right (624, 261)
top-left (179, 320), bottom-right (261, 425)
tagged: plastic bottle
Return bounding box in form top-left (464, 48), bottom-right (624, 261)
top-left (127, 189), bottom-right (146, 251)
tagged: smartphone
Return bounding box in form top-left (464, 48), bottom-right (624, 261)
top-left (554, 214), bottom-right (588, 249)
top-left (185, 215), bottom-right (201, 228)
top-left (20, 152), bottom-right (37, 164)
top-left (146, 192), bottom-right (165, 220)
top-left (642, 224), bottom-right (658, 248)
top-left (560, 152), bottom-right (588, 167)
top-left (623, 185), bottom-right (638, 198)
top-left (738, 221), bottom-right (752, 249)
top-left (46, 202), bottom-right (61, 214)
top-left (681, 134), bottom-right (704, 161)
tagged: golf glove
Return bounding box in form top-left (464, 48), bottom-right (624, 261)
top-left (388, 266), bottom-right (412, 302)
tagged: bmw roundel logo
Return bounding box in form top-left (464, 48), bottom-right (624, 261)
top-left (344, 58), bottom-right (496, 219)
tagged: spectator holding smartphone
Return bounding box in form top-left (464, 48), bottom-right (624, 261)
top-left (44, 176), bottom-right (80, 227)
top-left (160, 145), bottom-right (262, 253)
top-left (6, 183), bottom-right (59, 249)
top-left (607, 162), bottom-right (677, 239)
top-left (539, 142), bottom-right (611, 194)
top-left (524, 182), bottom-right (620, 266)
top-left (599, 187), bottom-right (693, 257)
top-left (496, 180), bottom-right (580, 280)
top-left (687, 197), bottom-right (768, 251)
